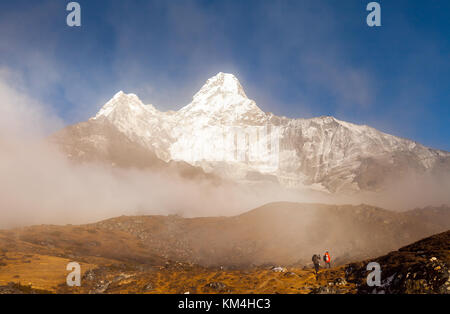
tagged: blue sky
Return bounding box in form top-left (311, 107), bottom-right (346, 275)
top-left (0, 0), bottom-right (449, 150)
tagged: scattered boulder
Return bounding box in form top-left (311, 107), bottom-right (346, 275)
top-left (284, 272), bottom-right (298, 277)
top-left (90, 281), bottom-right (111, 294)
top-left (271, 266), bottom-right (287, 273)
top-left (333, 278), bottom-right (347, 286)
top-left (204, 281), bottom-right (231, 293)
top-left (83, 269), bottom-right (96, 281)
top-left (143, 282), bottom-right (153, 292)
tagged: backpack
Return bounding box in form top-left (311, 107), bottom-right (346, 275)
top-left (312, 255), bottom-right (319, 264)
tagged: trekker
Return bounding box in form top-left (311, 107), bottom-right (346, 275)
top-left (312, 254), bottom-right (321, 274)
top-left (323, 251), bottom-right (331, 268)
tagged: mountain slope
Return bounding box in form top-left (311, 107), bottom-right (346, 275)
top-left (53, 72), bottom-right (450, 193)
top-left (3, 229), bottom-right (448, 294)
top-left (1, 204), bottom-right (449, 294)
top-left (50, 116), bottom-right (217, 181)
top-left (345, 230), bottom-right (450, 294)
top-left (2, 203), bottom-right (448, 268)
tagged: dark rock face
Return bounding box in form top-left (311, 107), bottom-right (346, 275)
top-left (345, 230), bottom-right (450, 294)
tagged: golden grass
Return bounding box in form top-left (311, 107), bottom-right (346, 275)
top-left (0, 252), bottom-right (97, 292)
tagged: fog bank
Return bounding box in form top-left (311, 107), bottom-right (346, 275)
top-left (0, 69), bottom-right (449, 228)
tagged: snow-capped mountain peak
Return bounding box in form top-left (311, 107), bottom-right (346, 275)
top-left (177, 72), bottom-right (266, 124)
top-left (193, 72), bottom-right (248, 99)
top-left (94, 91), bottom-right (158, 121)
top-left (90, 91), bottom-right (170, 158)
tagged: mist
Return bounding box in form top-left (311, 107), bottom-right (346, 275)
top-left (0, 73), bottom-right (312, 228)
top-left (0, 67), bottom-right (329, 228)
top-left (1, 67), bottom-right (449, 229)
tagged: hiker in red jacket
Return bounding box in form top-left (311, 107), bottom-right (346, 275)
top-left (323, 251), bottom-right (331, 268)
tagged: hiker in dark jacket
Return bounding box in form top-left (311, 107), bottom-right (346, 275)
top-left (312, 254), bottom-right (321, 274)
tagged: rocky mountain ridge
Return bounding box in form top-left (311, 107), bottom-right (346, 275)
top-left (53, 72), bottom-right (450, 193)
